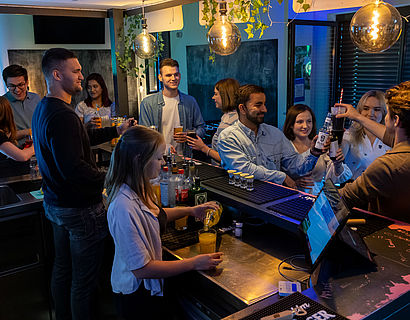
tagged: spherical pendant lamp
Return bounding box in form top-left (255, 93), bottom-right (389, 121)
top-left (350, 0), bottom-right (402, 53)
top-left (207, 1), bottom-right (241, 56)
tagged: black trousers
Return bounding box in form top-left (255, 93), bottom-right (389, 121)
top-left (114, 284), bottom-right (171, 320)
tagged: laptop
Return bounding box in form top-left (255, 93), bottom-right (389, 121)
top-left (299, 179), bottom-right (351, 273)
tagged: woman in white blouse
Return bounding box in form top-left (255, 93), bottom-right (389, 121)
top-left (342, 90), bottom-right (391, 180)
top-left (283, 104), bottom-right (352, 195)
top-left (186, 78), bottom-right (239, 163)
top-left (75, 73), bottom-right (115, 126)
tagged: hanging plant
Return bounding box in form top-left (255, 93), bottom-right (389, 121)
top-left (115, 14), bottom-right (164, 79)
top-left (201, 0), bottom-right (311, 40)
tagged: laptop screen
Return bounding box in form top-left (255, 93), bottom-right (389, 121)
top-left (300, 179), bottom-right (350, 272)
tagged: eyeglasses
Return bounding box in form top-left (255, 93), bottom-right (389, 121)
top-left (7, 82), bottom-right (26, 91)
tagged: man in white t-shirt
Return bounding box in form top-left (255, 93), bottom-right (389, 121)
top-left (139, 58), bottom-right (205, 155)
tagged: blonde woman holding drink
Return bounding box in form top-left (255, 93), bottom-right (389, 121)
top-left (105, 126), bottom-right (222, 320)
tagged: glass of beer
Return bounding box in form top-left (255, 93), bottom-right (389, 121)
top-left (93, 116), bottom-right (102, 128)
top-left (174, 126), bottom-right (183, 135)
top-left (198, 228), bottom-right (217, 254)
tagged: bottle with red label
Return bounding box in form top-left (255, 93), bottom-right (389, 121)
top-left (177, 169), bottom-right (189, 205)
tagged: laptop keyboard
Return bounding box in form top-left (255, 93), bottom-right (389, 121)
top-left (267, 196), bottom-right (315, 221)
top-left (202, 177), bottom-right (298, 205)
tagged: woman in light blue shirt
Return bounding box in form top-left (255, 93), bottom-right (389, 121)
top-left (283, 104), bottom-right (352, 195)
top-left (105, 126), bottom-right (222, 320)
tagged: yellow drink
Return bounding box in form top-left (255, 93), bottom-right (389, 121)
top-left (199, 230), bottom-right (217, 254)
top-left (152, 184), bottom-right (161, 204)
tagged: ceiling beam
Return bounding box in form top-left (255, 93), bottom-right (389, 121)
top-left (0, 5), bottom-right (108, 18)
top-left (125, 0), bottom-right (198, 16)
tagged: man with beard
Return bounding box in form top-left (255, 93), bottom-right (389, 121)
top-left (32, 48), bottom-right (135, 320)
top-left (340, 81), bottom-right (410, 222)
top-left (218, 84), bottom-right (325, 188)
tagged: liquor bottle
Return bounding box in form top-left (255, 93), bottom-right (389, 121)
top-left (328, 124), bottom-right (339, 161)
top-left (160, 166), bottom-right (170, 207)
top-left (314, 113), bottom-right (332, 152)
top-left (188, 160), bottom-right (196, 188)
top-left (30, 156), bottom-right (39, 179)
top-left (168, 167), bottom-right (179, 208)
top-left (176, 169), bottom-right (189, 205)
top-left (171, 155), bottom-right (178, 175)
top-left (188, 176), bottom-right (207, 206)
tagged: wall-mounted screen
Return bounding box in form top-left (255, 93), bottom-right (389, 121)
top-left (33, 16), bottom-right (105, 44)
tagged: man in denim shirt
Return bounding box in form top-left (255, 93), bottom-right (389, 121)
top-left (218, 85), bottom-right (326, 188)
top-left (139, 58), bottom-right (205, 154)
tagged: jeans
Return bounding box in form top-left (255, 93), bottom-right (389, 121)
top-left (44, 201), bottom-right (108, 320)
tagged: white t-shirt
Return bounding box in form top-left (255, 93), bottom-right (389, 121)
top-left (162, 94), bottom-right (181, 148)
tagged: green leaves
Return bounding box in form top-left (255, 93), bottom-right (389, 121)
top-left (245, 23), bottom-right (254, 38)
top-left (115, 15), bottom-right (164, 78)
top-left (202, 0), bottom-right (311, 55)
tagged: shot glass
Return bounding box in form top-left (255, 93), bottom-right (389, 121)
top-left (227, 170), bottom-right (236, 185)
top-left (245, 175), bottom-right (254, 191)
top-left (240, 173), bottom-right (249, 189)
top-left (233, 171), bottom-right (242, 187)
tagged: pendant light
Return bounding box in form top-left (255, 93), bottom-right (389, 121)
top-left (134, 0), bottom-right (158, 59)
top-left (350, 0), bottom-right (402, 53)
top-left (207, 1), bottom-right (241, 56)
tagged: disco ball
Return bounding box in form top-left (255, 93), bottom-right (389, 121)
top-left (350, 1), bottom-right (402, 53)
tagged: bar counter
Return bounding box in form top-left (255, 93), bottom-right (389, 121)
top-left (1, 149), bottom-right (409, 320)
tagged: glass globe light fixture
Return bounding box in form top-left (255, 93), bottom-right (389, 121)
top-left (350, 0), bottom-right (402, 53)
top-left (207, 1), bottom-right (241, 56)
top-left (134, 17), bottom-right (158, 59)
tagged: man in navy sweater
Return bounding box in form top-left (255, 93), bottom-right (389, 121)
top-left (32, 48), bottom-right (134, 320)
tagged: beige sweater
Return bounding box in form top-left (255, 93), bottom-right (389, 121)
top-left (341, 141), bottom-right (410, 222)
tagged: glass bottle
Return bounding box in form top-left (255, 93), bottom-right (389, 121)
top-left (188, 176), bottom-right (208, 206)
top-left (314, 113), bottom-right (332, 152)
top-left (160, 166), bottom-right (170, 207)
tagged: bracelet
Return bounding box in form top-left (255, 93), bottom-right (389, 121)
top-left (206, 148), bottom-right (212, 157)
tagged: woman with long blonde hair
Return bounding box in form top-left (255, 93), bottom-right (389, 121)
top-left (105, 125), bottom-right (222, 320)
top-left (342, 90), bottom-right (391, 180)
top-left (0, 96), bottom-right (34, 162)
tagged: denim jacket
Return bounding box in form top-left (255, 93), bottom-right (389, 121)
top-left (218, 121), bottom-right (319, 184)
top-left (139, 91), bottom-right (205, 138)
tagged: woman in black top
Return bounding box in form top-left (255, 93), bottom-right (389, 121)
top-left (0, 96), bottom-right (34, 161)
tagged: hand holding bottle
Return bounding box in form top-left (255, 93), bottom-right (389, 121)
top-left (191, 201), bottom-right (220, 221)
